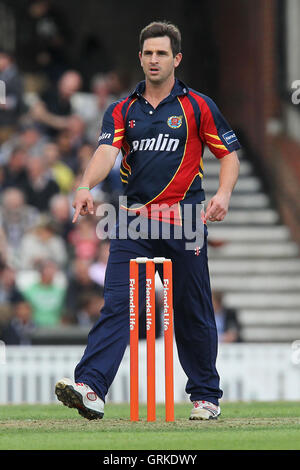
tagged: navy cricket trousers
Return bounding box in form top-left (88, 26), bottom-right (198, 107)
top-left (74, 221), bottom-right (223, 406)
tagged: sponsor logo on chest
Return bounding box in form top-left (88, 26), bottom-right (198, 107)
top-left (131, 133), bottom-right (180, 152)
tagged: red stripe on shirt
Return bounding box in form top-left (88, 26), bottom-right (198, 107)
top-left (189, 91), bottom-right (229, 159)
top-left (111, 99), bottom-right (128, 149)
top-left (143, 95), bottom-right (201, 223)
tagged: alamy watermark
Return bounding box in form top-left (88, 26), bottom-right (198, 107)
top-left (291, 340), bottom-right (300, 365)
top-left (95, 197), bottom-right (205, 252)
top-left (291, 80), bottom-right (300, 105)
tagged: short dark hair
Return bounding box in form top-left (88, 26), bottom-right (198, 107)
top-left (139, 21), bottom-right (181, 57)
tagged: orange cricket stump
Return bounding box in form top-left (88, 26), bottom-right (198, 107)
top-left (163, 259), bottom-right (175, 422)
top-left (129, 259), bottom-right (139, 421)
top-left (146, 260), bottom-right (156, 421)
top-left (129, 257), bottom-right (174, 422)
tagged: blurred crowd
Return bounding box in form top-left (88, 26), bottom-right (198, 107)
top-left (0, 28), bottom-right (131, 343)
top-left (0, 0), bottom-right (241, 345)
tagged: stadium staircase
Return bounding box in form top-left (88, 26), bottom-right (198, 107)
top-left (204, 149), bottom-right (300, 342)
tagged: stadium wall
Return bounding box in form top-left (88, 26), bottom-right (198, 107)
top-left (1, 343), bottom-right (300, 405)
top-left (216, 0), bottom-right (300, 248)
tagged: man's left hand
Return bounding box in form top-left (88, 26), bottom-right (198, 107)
top-left (205, 191), bottom-right (231, 222)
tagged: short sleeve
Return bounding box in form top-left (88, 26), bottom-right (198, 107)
top-left (97, 101), bottom-right (125, 149)
top-left (199, 95), bottom-right (241, 159)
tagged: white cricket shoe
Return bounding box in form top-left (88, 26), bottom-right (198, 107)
top-left (55, 378), bottom-right (104, 420)
top-left (189, 400), bottom-right (221, 420)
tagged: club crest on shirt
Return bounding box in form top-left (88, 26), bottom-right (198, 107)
top-left (167, 115), bottom-right (183, 129)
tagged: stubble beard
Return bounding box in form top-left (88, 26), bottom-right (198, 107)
top-left (145, 67), bottom-right (174, 87)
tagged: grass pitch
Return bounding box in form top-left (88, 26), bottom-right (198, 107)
top-left (0, 402), bottom-right (300, 451)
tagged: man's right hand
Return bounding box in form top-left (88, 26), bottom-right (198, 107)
top-left (72, 188), bottom-right (94, 223)
top-left (71, 144), bottom-right (120, 223)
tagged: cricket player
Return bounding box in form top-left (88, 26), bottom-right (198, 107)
top-left (55, 21), bottom-right (240, 420)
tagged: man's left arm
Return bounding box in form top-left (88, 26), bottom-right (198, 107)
top-left (205, 151), bottom-right (240, 222)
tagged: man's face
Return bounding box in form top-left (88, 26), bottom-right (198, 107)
top-left (58, 72), bottom-right (82, 99)
top-left (139, 36), bottom-right (182, 85)
top-left (0, 53), bottom-right (11, 72)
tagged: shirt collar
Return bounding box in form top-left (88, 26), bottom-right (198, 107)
top-left (130, 78), bottom-right (189, 98)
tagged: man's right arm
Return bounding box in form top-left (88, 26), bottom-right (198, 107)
top-left (72, 144), bottom-right (120, 223)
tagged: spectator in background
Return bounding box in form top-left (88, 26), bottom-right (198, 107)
top-left (212, 290), bottom-right (242, 343)
top-left (0, 263), bottom-right (23, 305)
top-left (19, 215), bottom-right (67, 270)
top-left (0, 187), bottom-right (39, 266)
top-left (89, 240), bottom-right (110, 289)
top-left (49, 190), bottom-right (71, 220)
top-left (0, 262), bottom-right (23, 331)
top-left (1, 145), bottom-right (29, 191)
top-left (55, 128), bottom-right (79, 173)
top-left (17, 0), bottom-right (72, 82)
top-left (64, 258), bottom-right (103, 325)
top-left (49, 193), bottom-right (73, 243)
top-left (0, 227), bottom-right (7, 264)
top-left (18, 122), bottom-right (48, 156)
top-left (67, 114), bottom-right (87, 153)
top-left (77, 34), bottom-right (112, 91)
top-left (0, 123), bottom-right (46, 166)
top-left (0, 299), bottom-right (35, 345)
top-left (76, 294), bottom-right (104, 327)
top-left (51, 114), bottom-right (87, 173)
top-left (105, 69), bottom-right (131, 99)
top-left (30, 70), bottom-right (82, 137)
top-left (77, 142), bottom-right (94, 175)
top-left (76, 71), bottom-right (132, 144)
top-left (0, 49), bottom-right (25, 144)
top-left (22, 154), bottom-right (60, 212)
top-left (43, 141), bottom-right (75, 193)
top-left (76, 73), bottom-right (116, 144)
top-left (68, 215), bottom-right (99, 262)
top-left (20, 259), bottom-right (66, 327)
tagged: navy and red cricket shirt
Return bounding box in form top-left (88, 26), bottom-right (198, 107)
top-left (98, 79), bottom-right (241, 222)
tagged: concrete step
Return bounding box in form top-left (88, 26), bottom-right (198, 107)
top-left (208, 259), bottom-right (300, 274)
top-left (211, 275), bottom-right (300, 291)
top-left (224, 292), bottom-right (300, 309)
top-left (202, 149), bottom-right (300, 342)
top-left (204, 159), bottom-right (252, 176)
top-left (204, 193), bottom-right (271, 209)
top-left (239, 310), bottom-right (300, 326)
top-left (203, 148), bottom-right (246, 160)
top-left (208, 241), bottom-right (299, 258)
top-left (227, 193), bottom-right (270, 209)
top-left (241, 326), bottom-right (300, 342)
top-left (208, 225), bottom-right (290, 242)
top-left (204, 176), bottom-right (261, 193)
top-left (214, 209), bottom-right (279, 224)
